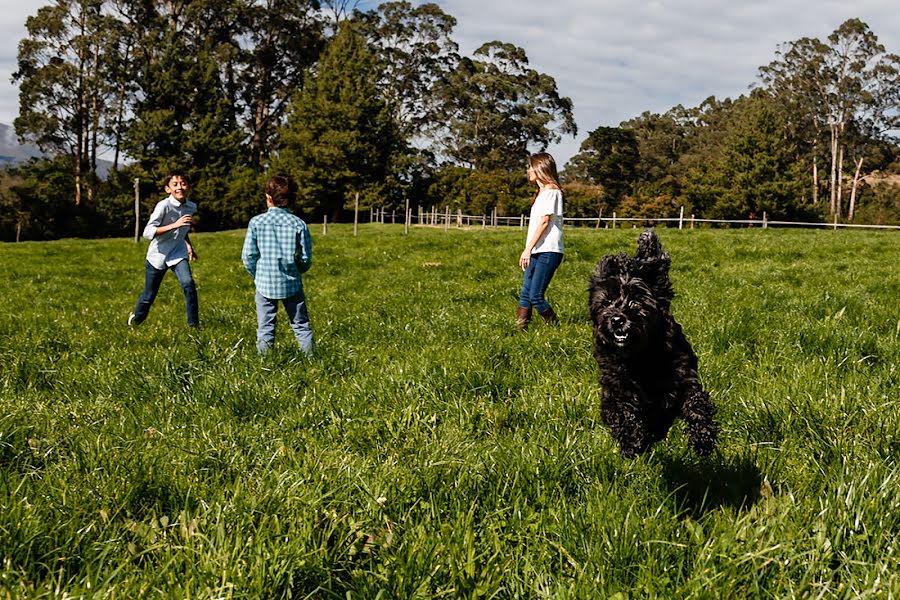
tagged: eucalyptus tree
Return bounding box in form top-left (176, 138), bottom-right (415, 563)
top-left (320, 0), bottom-right (362, 29)
top-left (237, 0), bottom-right (325, 170)
top-left (759, 19), bottom-right (900, 217)
top-left (433, 41), bottom-right (576, 171)
top-left (619, 110), bottom-right (687, 186)
top-left (14, 0), bottom-right (118, 205)
top-left (357, 2), bottom-right (459, 141)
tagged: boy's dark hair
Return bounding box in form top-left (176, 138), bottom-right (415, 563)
top-left (164, 170), bottom-right (190, 186)
top-left (266, 174), bottom-right (298, 207)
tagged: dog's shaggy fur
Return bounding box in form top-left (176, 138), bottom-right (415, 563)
top-left (588, 230), bottom-right (717, 458)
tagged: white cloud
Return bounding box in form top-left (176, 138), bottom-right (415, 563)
top-left (439, 0), bottom-right (900, 164)
top-left (0, 1), bottom-right (41, 129)
top-left (1, 0), bottom-right (897, 166)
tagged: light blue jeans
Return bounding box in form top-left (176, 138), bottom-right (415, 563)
top-left (255, 290), bottom-right (314, 355)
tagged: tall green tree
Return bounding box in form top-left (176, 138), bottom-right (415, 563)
top-left (358, 1), bottom-right (458, 141)
top-left (273, 22), bottom-right (398, 220)
top-left (759, 19), bottom-right (900, 216)
top-left (354, 2), bottom-right (459, 205)
top-left (117, 0), bottom-right (246, 228)
top-left (433, 41), bottom-right (576, 171)
top-left (14, 0), bottom-right (117, 206)
top-left (619, 110), bottom-right (688, 186)
top-left (237, 0), bottom-right (325, 170)
top-left (682, 96), bottom-right (805, 220)
top-left (563, 126), bottom-right (638, 202)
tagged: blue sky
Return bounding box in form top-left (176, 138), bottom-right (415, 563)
top-left (3, 1), bottom-right (898, 166)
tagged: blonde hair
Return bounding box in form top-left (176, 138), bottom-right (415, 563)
top-left (528, 152), bottom-right (561, 188)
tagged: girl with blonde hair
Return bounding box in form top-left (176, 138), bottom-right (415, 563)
top-left (516, 152), bottom-right (564, 330)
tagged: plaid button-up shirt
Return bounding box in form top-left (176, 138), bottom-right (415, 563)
top-left (241, 207), bottom-right (312, 299)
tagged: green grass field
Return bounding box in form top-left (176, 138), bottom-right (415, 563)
top-left (1, 225), bottom-right (899, 598)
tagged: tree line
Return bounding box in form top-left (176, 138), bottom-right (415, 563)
top-left (565, 18), bottom-right (900, 225)
top-left (0, 5), bottom-right (897, 241)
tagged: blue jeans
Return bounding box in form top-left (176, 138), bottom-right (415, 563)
top-left (518, 252), bottom-right (563, 313)
top-left (255, 290), bottom-right (314, 355)
top-left (133, 260), bottom-right (198, 326)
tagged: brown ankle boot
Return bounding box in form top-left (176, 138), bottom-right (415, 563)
top-left (515, 306), bottom-right (532, 331)
top-left (538, 306), bottom-right (559, 325)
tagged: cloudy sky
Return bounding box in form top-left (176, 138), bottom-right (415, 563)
top-left (2, 1), bottom-right (898, 166)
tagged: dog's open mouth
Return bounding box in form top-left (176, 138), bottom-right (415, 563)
top-left (613, 332), bottom-right (628, 345)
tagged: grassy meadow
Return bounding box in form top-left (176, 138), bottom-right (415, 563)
top-left (1, 224), bottom-right (899, 598)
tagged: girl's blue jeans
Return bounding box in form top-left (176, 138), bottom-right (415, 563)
top-left (518, 251), bottom-right (563, 313)
top-left (255, 290), bottom-right (314, 355)
top-left (133, 260), bottom-right (198, 326)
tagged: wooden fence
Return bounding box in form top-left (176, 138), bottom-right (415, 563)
top-left (329, 206), bottom-right (900, 234)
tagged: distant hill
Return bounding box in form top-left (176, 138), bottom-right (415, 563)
top-left (0, 122), bottom-right (43, 167)
top-left (0, 122), bottom-right (113, 178)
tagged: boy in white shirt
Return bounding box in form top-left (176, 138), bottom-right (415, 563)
top-left (128, 171), bottom-right (199, 327)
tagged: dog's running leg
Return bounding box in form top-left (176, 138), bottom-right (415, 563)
top-left (602, 389), bottom-right (652, 458)
top-left (680, 386), bottom-right (718, 456)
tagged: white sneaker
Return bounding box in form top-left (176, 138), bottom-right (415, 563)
top-left (128, 312), bottom-right (137, 326)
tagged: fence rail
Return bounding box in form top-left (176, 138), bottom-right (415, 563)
top-left (353, 206), bottom-right (900, 233)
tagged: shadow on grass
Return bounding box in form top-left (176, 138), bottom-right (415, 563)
top-left (660, 453), bottom-right (762, 517)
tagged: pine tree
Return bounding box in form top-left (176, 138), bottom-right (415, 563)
top-left (274, 22), bottom-right (397, 220)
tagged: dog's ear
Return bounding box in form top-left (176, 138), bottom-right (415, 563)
top-left (590, 254), bottom-right (623, 286)
top-left (640, 254), bottom-right (673, 305)
top-left (588, 254), bottom-right (623, 302)
top-left (636, 229), bottom-right (663, 260)
top-left (634, 229), bottom-right (673, 303)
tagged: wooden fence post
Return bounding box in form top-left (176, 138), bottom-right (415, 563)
top-left (323, 215), bottom-right (327, 236)
top-left (691, 214), bottom-right (695, 229)
top-left (354, 192), bottom-right (359, 237)
top-left (679, 205), bottom-right (684, 230)
top-left (764, 211), bottom-right (769, 230)
top-left (612, 212), bottom-right (617, 229)
top-left (404, 198), bottom-right (410, 234)
top-left (596, 210), bottom-right (602, 229)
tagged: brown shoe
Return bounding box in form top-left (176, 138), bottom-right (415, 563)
top-left (538, 306), bottom-right (559, 325)
top-left (515, 306), bottom-right (532, 331)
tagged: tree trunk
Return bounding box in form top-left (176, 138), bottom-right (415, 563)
top-left (75, 5), bottom-right (87, 207)
top-left (812, 161), bottom-right (818, 204)
top-left (75, 154), bottom-right (83, 207)
top-left (836, 144), bottom-right (844, 218)
top-left (829, 124), bottom-right (838, 215)
top-left (849, 157), bottom-right (864, 221)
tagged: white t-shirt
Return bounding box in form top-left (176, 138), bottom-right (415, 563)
top-left (527, 188), bottom-right (564, 254)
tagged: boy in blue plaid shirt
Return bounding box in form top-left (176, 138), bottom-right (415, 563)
top-left (241, 174), bottom-right (314, 354)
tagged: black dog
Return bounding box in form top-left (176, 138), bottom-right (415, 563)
top-left (588, 230), bottom-right (717, 458)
